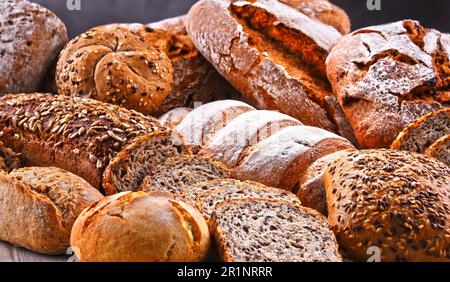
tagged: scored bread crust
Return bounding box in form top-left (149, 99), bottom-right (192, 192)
top-left (323, 149), bottom-right (450, 262)
top-left (0, 0), bottom-right (68, 94)
top-left (186, 0), bottom-right (343, 132)
top-left (210, 198), bottom-right (342, 262)
top-left (0, 167), bottom-right (103, 255)
top-left (70, 191), bottom-right (210, 262)
top-left (56, 24), bottom-right (174, 115)
top-left (148, 16), bottom-right (242, 115)
top-left (391, 108), bottom-right (450, 152)
top-left (424, 134), bottom-right (450, 166)
top-left (327, 21), bottom-right (450, 149)
top-left (0, 93), bottom-right (165, 191)
top-left (159, 107), bottom-right (193, 128)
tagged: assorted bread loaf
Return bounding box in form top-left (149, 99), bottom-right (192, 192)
top-left (327, 20), bottom-right (450, 149)
top-left (0, 0), bottom-right (68, 94)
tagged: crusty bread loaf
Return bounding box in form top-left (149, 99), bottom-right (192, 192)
top-left (296, 150), bottom-right (354, 215)
top-left (424, 135), bottom-right (450, 166)
top-left (186, 0), bottom-right (345, 132)
top-left (70, 191), bottom-right (210, 262)
top-left (159, 107), bottom-right (192, 128)
top-left (211, 198), bottom-right (342, 262)
top-left (280, 0), bottom-right (350, 35)
top-left (0, 167), bottom-right (103, 254)
top-left (0, 0), bottom-right (68, 94)
top-left (175, 100), bottom-right (256, 153)
top-left (391, 108), bottom-right (450, 153)
top-left (0, 142), bottom-right (20, 172)
top-left (327, 21), bottom-right (450, 148)
top-left (193, 179), bottom-right (300, 222)
top-left (139, 156), bottom-right (230, 194)
top-left (148, 16), bottom-right (242, 115)
top-left (56, 24), bottom-right (174, 115)
top-left (324, 150), bottom-right (450, 262)
top-left (0, 93), bottom-right (188, 193)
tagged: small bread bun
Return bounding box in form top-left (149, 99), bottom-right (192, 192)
top-left (70, 191), bottom-right (210, 262)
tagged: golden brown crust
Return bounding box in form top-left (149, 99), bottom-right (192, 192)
top-left (186, 0), bottom-right (343, 132)
top-left (56, 24), bottom-right (173, 115)
top-left (70, 191), bottom-right (210, 262)
top-left (0, 0), bottom-right (68, 94)
top-left (324, 149), bottom-right (450, 262)
top-left (0, 167), bottom-right (103, 254)
top-left (423, 134), bottom-right (450, 165)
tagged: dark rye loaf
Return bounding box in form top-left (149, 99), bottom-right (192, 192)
top-left (211, 198), bottom-right (342, 262)
top-left (0, 93), bottom-right (189, 194)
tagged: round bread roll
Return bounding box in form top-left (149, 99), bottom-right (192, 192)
top-left (56, 24), bottom-right (174, 115)
top-left (0, 0), bottom-right (68, 94)
top-left (324, 149), bottom-right (450, 262)
top-left (70, 191), bottom-right (210, 262)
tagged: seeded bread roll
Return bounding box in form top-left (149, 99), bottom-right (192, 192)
top-left (0, 167), bottom-right (103, 254)
top-left (327, 21), bottom-right (450, 149)
top-left (139, 156), bottom-right (230, 194)
top-left (391, 108), bottom-right (450, 153)
top-left (0, 142), bottom-right (20, 172)
top-left (324, 150), bottom-right (450, 262)
top-left (297, 150), bottom-right (354, 215)
top-left (159, 107), bottom-right (192, 128)
top-left (186, 0), bottom-right (344, 132)
top-left (193, 179), bottom-right (300, 222)
top-left (211, 198), bottom-right (342, 262)
top-left (148, 17), bottom-right (242, 115)
top-left (56, 24), bottom-right (174, 115)
top-left (424, 135), bottom-right (450, 166)
top-left (0, 93), bottom-right (189, 193)
top-left (0, 0), bottom-right (68, 94)
top-left (280, 0), bottom-right (350, 35)
top-left (70, 191), bottom-right (210, 262)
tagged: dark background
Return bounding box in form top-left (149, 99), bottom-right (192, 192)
top-left (32, 0), bottom-right (450, 38)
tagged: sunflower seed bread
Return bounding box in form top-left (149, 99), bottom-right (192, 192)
top-left (327, 21), bottom-right (450, 149)
top-left (424, 135), bottom-right (450, 166)
top-left (391, 108), bottom-right (450, 153)
top-left (0, 0), bottom-right (68, 94)
top-left (0, 167), bottom-right (103, 254)
top-left (0, 93), bottom-right (188, 193)
top-left (210, 198), bottom-right (342, 262)
top-left (186, 0), bottom-right (346, 132)
top-left (139, 156), bottom-right (230, 194)
top-left (324, 149), bottom-right (450, 262)
top-left (56, 24), bottom-right (174, 115)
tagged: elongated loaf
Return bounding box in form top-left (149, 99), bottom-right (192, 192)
top-left (0, 167), bottom-right (103, 254)
top-left (0, 93), bottom-right (189, 193)
top-left (186, 0), bottom-right (347, 132)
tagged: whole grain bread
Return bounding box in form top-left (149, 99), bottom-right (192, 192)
top-left (424, 134), bottom-right (450, 166)
top-left (159, 107), bottom-right (192, 128)
top-left (186, 0), bottom-right (344, 132)
top-left (70, 191), bottom-right (210, 262)
top-left (0, 93), bottom-right (186, 193)
top-left (193, 179), bottom-right (300, 222)
top-left (391, 108), bottom-right (450, 153)
top-left (327, 21), bottom-right (450, 148)
top-left (0, 142), bottom-right (20, 172)
top-left (0, 0), bottom-right (68, 94)
top-left (139, 156), bottom-right (230, 194)
top-left (324, 149), bottom-right (450, 262)
top-left (148, 16), bottom-right (242, 115)
top-left (211, 198), bottom-right (342, 262)
top-left (56, 24), bottom-right (174, 115)
top-left (0, 167), bottom-right (103, 254)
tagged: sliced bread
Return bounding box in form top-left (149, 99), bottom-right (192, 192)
top-left (139, 156), bottom-right (230, 194)
top-left (210, 198), bottom-right (342, 262)
top-left (424, 134), bottom-right (450, 166)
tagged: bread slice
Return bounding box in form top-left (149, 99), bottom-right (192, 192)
top-left (391, 108), bottom-right (450, 152)
top-left (193, 179), bottom-right (300, 222)
top-left (139, 156), bottom-right (230, 194)
top-left (424, 134), bottom-right (450, 165)
top-left (102, 130), bottom-right (190, 195)
top-left (211, 198), bottom-right (342, 262)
